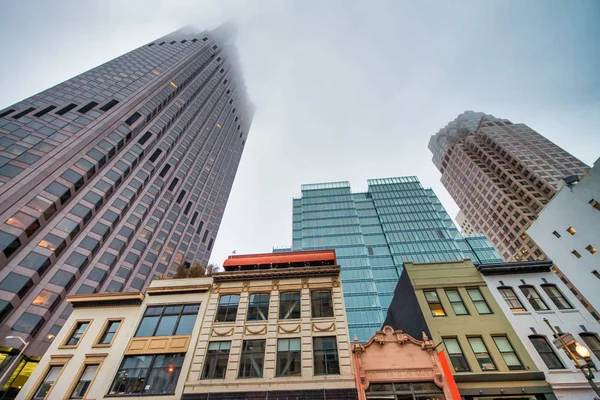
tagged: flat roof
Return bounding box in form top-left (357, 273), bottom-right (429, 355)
top-left (223, 249), bottom-right (337, 268)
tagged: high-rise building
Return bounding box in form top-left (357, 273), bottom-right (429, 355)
top-left (429, 111), bottom-right (588, 262)
top-left (0, 24), bottom-right (253, 380)
top-left (291, 177), bottom-right (502, 341)
top-left (456, 210), bottom-right (477, 235)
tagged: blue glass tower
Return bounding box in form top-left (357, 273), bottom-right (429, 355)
top-left (292, 177), bottom-right (501, 341)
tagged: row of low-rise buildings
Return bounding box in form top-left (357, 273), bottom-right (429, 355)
top-left (14, 249), bottom-right (600, 400)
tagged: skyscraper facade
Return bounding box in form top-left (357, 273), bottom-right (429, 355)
top-left (291, 177), bottom-right (502, 341)
top-left (0, 24), bottom-right (252, 370)
top-left (429, 111), bottom-right (588, 262)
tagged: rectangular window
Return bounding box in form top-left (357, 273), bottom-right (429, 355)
top-left (424, 290), bottom-right (446, 317)
top-left (215, 295), bottom-right (239, 322)
top-left (572, 250), bottom-right (582, 258)
top-left (443, 338), bottom-right (470, 372)
top-left (468, 337), bottom-right (496, 371)
top-left (311, 290), bottom-right (334, 318)
top-left (541, 284), bottom-right (572, 310)
top-left (97, 319), bottom-right (122, 345)
top-left (552, 230), bottom-right (561, 238)
top-left (134, 304), bottom-right (199, 337)
top-left (63, 321), bottom-right (90, 347)
top-left (580, 333), bottom-right (600, 361)
top-left (445, 289), bottom-right (468, 315)
top-left (530, 336), bottom-right (564, 369)
top-left (498, 287), bottom-right (526, 312)
top-left (33, 365), bottom-right (63, 399)
top-left (519, 286), bottom-right (549, 311)
top-left (492, 336), bottom-right (523, 370)
top-left (586, 245), bottom-right (597, 254)
top-left (202, 341), bottom-right (231, 379)
top-left (69, 364), bottom-right (99, 399)
top-left (279, 292), bottom-right (301, 319)
top-left (108, 354), bottom-right (184, 395)
top-left (238, 340), bottom-right (266, 378)
top-left (313, 336), bottom-right (340, 375)
top-left (466, 288), bottom-right (492, 314)
top-left (246, 293), bottom-right (270, 321)
top-left (567, 226), bottom-right (576, 235)
top-left (276, 338), bottom-right (301, 376)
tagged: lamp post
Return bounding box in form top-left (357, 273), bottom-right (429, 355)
top-left (0, 336), bottom-right (30, 389)
top-left (543, 318), bottom-right (600, 397)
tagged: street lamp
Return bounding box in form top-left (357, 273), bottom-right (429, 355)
top-left (0, 336), bottom-right (30, 388)
top-left (543, 318), bottom-right (600, 397)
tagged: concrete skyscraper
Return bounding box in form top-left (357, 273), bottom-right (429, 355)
top-left (291, 177), bottom-right (502, 341)
top-left (429, 111), bottom-right (588, 262)
top-left (0, 24), bottom-right (253, 388)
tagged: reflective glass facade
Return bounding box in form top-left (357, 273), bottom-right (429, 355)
top-left (0, 25), bottom-right (252, 358)
top-left (292, 177), bottom-right (501, 341)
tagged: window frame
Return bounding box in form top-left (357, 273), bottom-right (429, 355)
top-left (310, 290), bottom-right (334, 319)
top-left (246, 293), bottom-right (270, 321)
top-left (444, 288), bottom-right (469, 316)
top-left (423, 289), bottom-right (446, 317)
top-left (28, 361), bottom-right (67, 400)
top-left (60, 320), bottom-right (92, 349)
top-left (201, 341), bottom-right (231, 380)
top-left (279, 291), bottom-right (301, 320)
top-left (529, 335), bottom-right (565, 369)
top-left (313, 336), bottom-right (340, 375)
top-left (108, 353), bottom-right (185, 396)
top-left (540, 284), bottom-right (573, 310)
top-left (443, 337), bottom-right (470, 372)
top-left (466, 287), bottom-right (492, 315)
top-left (498, 286), bottom-right (527, 312)
top-left (492, 335), bottom-right (524, 370)
top-left (134, 303), bottom-right (200, 337)
top-left (467, 336), bottom-right (497, 371)
top-left (238, 339), bottom-right (266, 378)
top-left (93, 318), bottom-right (123, 347)
top-left (214, 294), bottom-right (240, 323)
top-left (276, 338), bottom-right (302, 377)
top-left (579, 333), bottom-right (600, 361)
top-left (519, 285), bottom-right (550, 311)
top-left (67, 363), bottom-right (101, 399)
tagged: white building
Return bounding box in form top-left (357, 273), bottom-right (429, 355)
top-left (456, 210), bottom-right (478, 235)
top-left (478, 260), bottom-right (600, 399)
top-left (527, 157), bottom-right (600, 320)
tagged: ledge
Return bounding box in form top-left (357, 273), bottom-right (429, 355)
top-left (453, 371), bottom-right (545, 382)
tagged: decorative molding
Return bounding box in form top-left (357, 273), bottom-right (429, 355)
top-left (353, 326), bottom-right (434, 354)
top-left (212, 327), bottom-right (234, 336)
top-left (242, 281), bottom-right (250, 292)
top-left (272, 279), bottom-right (280, 291)
top-left (312, 322), bottom-right (336, 332)
top-left (245, 325), bottom-right (267, 335)
top-left (278, 324), bottom-right (301, 334)
top-left (331, 277), bottom-right (340, 287)
top-left (213, 266), bottom-right (340, 282)
top-left (50, 354), bottom-right (74, 360)
top-left (302, 278), bottom-right (310, 289)
top-left (212, 282), bottom-right (221, 293)
top-left (146, 284), bottom-right (211, 295)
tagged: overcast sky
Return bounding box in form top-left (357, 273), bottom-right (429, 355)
top-left (0, 0), bottom-right (598, 266)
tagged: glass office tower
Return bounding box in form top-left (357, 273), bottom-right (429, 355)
top-left (0, 24), bottom-right (253, 389)
top-left (292, 177), bottom-right (501, 341)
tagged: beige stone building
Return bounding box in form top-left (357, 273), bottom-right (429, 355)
top-left (182, 250), bottom-right (357, 399)
top-left (15, 277), bottom-right (212, 400)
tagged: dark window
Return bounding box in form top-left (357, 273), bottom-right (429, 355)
top-left (99, 252), bottom-right (117, 268)
top-left (492, 336), bottom-right (523, 370)
top-left (159, 164), bottom-right (171, 177)
top-left (184, 201), bottom-right (192, 215)
top-left (424, 290), bottom-right (446, 317)
top-left (580, 333), bottom-right (600, 360)
top-left (100, 100), bottom-right (119, 112)
top-left (238, 340), bottom-right (266, 378)
top-left (49, 270), bottom-right (75, 288)
top-left (56, 217), bottom-right (81, 239)
top-left (135, 304), bottom-right (200, 337)
top-left (38, 233), bottom-right (66, 256)
top-left (13, 312), bottom-right (44, 335)
top-left (445, 289), bottom-right (468, 315)
top-left (98, 320), bottom-right (121, 345)
top-left (33, 105), bottom-right (57, 117)
top-left (0, 108), bottom-right (15, 118)
top-left (88, 267), bottom-right (107, 283)
top-left (24, 200), bottom-right (49, 227)
top-left (77, 285), bottom-right (95, 294)
top-left (279, 292), bottom-right (301, 319)
top-left (247, 293), bottom-right (270, 321)
top-left (276, 338), bottom-right (301, 376)
top-left (149, 149), bottom-right (162, 162)
top-left (124, 112), bottom-right (141, 126)
top-left (56, 103), bottom-right (77, 115)
top-left (0, 231), bottom-right (21, 258)
top-left (498, 287), bottom-right (526, 312)
top-left (313, 336), bottom-right (339, 375)
top-left (108, 354), bottom-right (184, 395)
top-left (215, 294), bottom-right (239, 322)
top-left (64, 321), bottom-right (90, 346)
top-left (20, 251), bottom-right (51, 275)
top-left (64, 251), bottom-right (89, 271)
top-left (71, 204), bottom-right (92, 224)
top-left (168, 178), bottom-right (179, 192)
top-left (69, 364), bottom-right (98, 399)
top-left (6, 211), bottom-right (40, 237)
top-left (541, 284), bottom-right (572, 310)
top-left (83, 191), bottom-right (103, 211)
top-left (87, 148), bottom-right (106, 168)
top-left (468, 337), bottom-right (496, 371)
top-left (466, 288), bottom-right (492, 314)
top-left (202, 229), bottom-right (209, 243)
top-left (0, 273), bottom-right (33, 298)
top-left (443, 338), bottom-right (470, 372)
top-left (12, 107), bottom-right (36, 119)
top-left (45, 181), bottom-right (71, 204)
top-left (530, 335), bottom-right (564, 369)
top-left (311, 290), bottom-right (334, 318)
top-left (137, 131), bottom-right (152, 145)
top-left (32, 365), bottom-right (63, 400)
top-left (77, 101), bottom-right (98, 114)
top-left (519, 285), bottom-right (549, 311)
top-left (202, 341), bottom-right (231, 379)
top-left (0, 300), bottom-right (14, 323)
top-left (107, 280), bottom-right (123, 293)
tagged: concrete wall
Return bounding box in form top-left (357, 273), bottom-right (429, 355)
top-left (528, 158), bottom-right (600, 318)
top-left (481, 269), bottom-right (600, 399)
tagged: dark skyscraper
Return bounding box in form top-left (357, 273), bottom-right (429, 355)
top-left (0, 24), bottom-right (253, 368)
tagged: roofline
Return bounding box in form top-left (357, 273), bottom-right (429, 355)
top-left (476, 260), bottom-right (554, 275)
top-left (223, 249), bottom-right (337, 267)
top-left (214, 265), bottom-right (340, 282)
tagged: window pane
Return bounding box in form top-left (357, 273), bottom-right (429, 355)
top-left (542, 285), bottom-right (572, 310)
top-left (313, 337), bottom-right (339, 375)
top-left (202, 341), bottom-right (231, 379)
top-left (70, 364), bottom-right (98, 399)
top-left (247, 293), bottom-right (270, 321)
top-left (276, 338), bottom-right (301, 376)
top-left (175, 314), bottom-right (197, 335)
top-left (33, 365), bottom-right (63, 399)
top-left (238, 340), bottom-right (266, 378)
top-left (311, 291), bottom-right (334, 318)
top-left (154, 315), bottom-right (178, 336)
top-left (279, 292), bottom-right (301, 319)
top-left (135, 316), bottom-right (159, 337)
top-left (66, 321), bottom-right (89, 346)
top-left (99, 320), bottom-right (121, 344)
